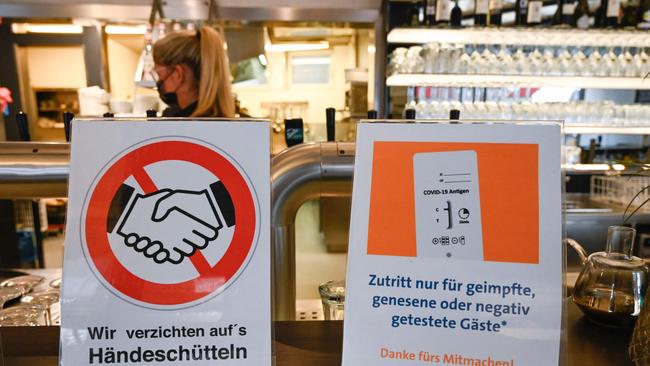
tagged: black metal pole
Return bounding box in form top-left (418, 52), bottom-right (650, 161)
top-left (63, 112), bottom-right (74, 142)
top-left (325, 107), bottom-right (336, 142)
top-left (15, 111), bottom-right (45, 268)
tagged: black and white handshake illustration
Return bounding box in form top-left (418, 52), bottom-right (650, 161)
top-left (106, 181), bottom-right (235, 265)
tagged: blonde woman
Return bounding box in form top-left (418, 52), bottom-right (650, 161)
top-left (153, 26), bottom-right (235, 118)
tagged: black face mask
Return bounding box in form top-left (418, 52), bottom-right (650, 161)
top-left (156, 80), bottom-right (178, 107)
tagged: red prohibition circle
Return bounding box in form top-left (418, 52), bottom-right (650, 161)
top-left (84, 140), bottom-right (257, 306)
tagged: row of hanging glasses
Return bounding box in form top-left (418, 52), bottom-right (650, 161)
top-left (406, 100), bottom-right (650, 125)
top-left (0, 275), bottom-right (60, 326)
top-left (389, 43), bottom-right (650, 78)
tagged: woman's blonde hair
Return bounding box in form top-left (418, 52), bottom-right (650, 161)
top-left (153, 26), bottom-right (235, 118)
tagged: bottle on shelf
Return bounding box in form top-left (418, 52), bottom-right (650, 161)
top-left (622, 0), bottom-right (641, 27)
top-left (555, 0), bottom-right (576, 26)
top-left (436, 0), bottom-right (452, 24)
top-left (595, 0), bottom-right (621, 27)
top-left (451, 0), bottom-right (463, 26)
top-left (574, 0), bottom-right (591, 28)
top-left (515, 0), bottom-right (530, 25)
top-left (640, 0), bottom-right (650, 28)
top-left (410, 0), bottom-right (425, 26)
top-left (475, 0), bottom-right (489, 25)
top-left (527, 0), bottom-right (544, 25)
top-left (489, 0), bottom-right (503, 25)
top-left (425, 0), bottom-right (437, 25)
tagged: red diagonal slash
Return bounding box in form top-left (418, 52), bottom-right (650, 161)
top-left (133, 167), bottom-right (213, 275)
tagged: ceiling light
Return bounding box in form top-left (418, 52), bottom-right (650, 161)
top-left (264, 42), bottom-right (329, 53)
top-left (368, 45), bottom-right (376, 54)
top-left (105, 25), bottom-right (147, 35)
top-left (11, 23), bottom-right (83, 34)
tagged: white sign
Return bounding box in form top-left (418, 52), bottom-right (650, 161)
top-left (60, 120), bottom-right (271, 365)
top-left (342, 122), bottom-right (562, 365)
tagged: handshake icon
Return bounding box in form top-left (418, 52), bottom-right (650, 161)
top-left (110, 182), bottom-right (235, 265)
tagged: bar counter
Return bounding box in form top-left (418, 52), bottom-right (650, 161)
top-left (0, 302), bottom-right (634, 366)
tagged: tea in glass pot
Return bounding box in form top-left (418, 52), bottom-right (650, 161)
top-left (566, 226), bottom-right (649, 327)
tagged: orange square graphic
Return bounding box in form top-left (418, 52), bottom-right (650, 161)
top-left (367, 142), bottom-right (539, 264)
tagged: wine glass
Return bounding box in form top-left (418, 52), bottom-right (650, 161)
top-left (589, 48), bottom-right (605, 77)
top-left (513, 47), bottom-right (528, 76)
top-left (634, 48), bottom-right (650, 78)
top-left (529, 47), bottom-right (543, 76)
top-left (0, 288), bottom-right (22, 309)
top-left (0, 276), bottom-right (44, 295)
top-left (619, 46), bottom-right (636, 77)
top-left (572, 49), bottom-right (588, 77)
top-left (20, 290), bottom-right (60, 326)
top-left (557, 47), bottom-right (573, 76)
top-left (604, 47), bottom-right (619, 77)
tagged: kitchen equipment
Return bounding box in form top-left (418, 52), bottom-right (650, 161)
top-left (567, 226), bottom-right (650, 327)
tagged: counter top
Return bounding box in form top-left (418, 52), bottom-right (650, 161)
top-left (0, 302), bottom-right (634, 366)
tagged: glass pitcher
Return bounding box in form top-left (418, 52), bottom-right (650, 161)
top-left (567, 226), bottom-right (649, 327)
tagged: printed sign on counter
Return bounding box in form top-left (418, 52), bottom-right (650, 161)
top-left (60, 120), bottom-right (271, 365)
top-left (342, 122), bottom-right (562, 365)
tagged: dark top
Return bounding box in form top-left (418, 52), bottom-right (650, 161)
top-left (161, 101), bottom-right (198, 118)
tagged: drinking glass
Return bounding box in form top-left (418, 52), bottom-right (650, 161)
top-left (0, 288), bottom-right (22, 309)
top-left (458, 51), bottom-right (472, 75)
top-left (423, 43), bottom-right (440, 74)
top-left (389, 48), bottom-right (409, 75)
top-left (20, 290), bottom-right (60, 326)
top-left (406, 46), bottom-right (424, 74)
top-left (0, 276), bottom-right (44, 295)
top-left (319, 280), bottom-right (345, 320)
top-left (449, 44), bottom-right (464, 74)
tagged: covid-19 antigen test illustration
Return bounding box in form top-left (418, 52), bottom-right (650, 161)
top-left (413, 150), bottom-right (483, 260)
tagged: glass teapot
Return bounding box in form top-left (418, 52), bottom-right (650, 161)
top-left (566, 226), bottom-right (649, 327)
